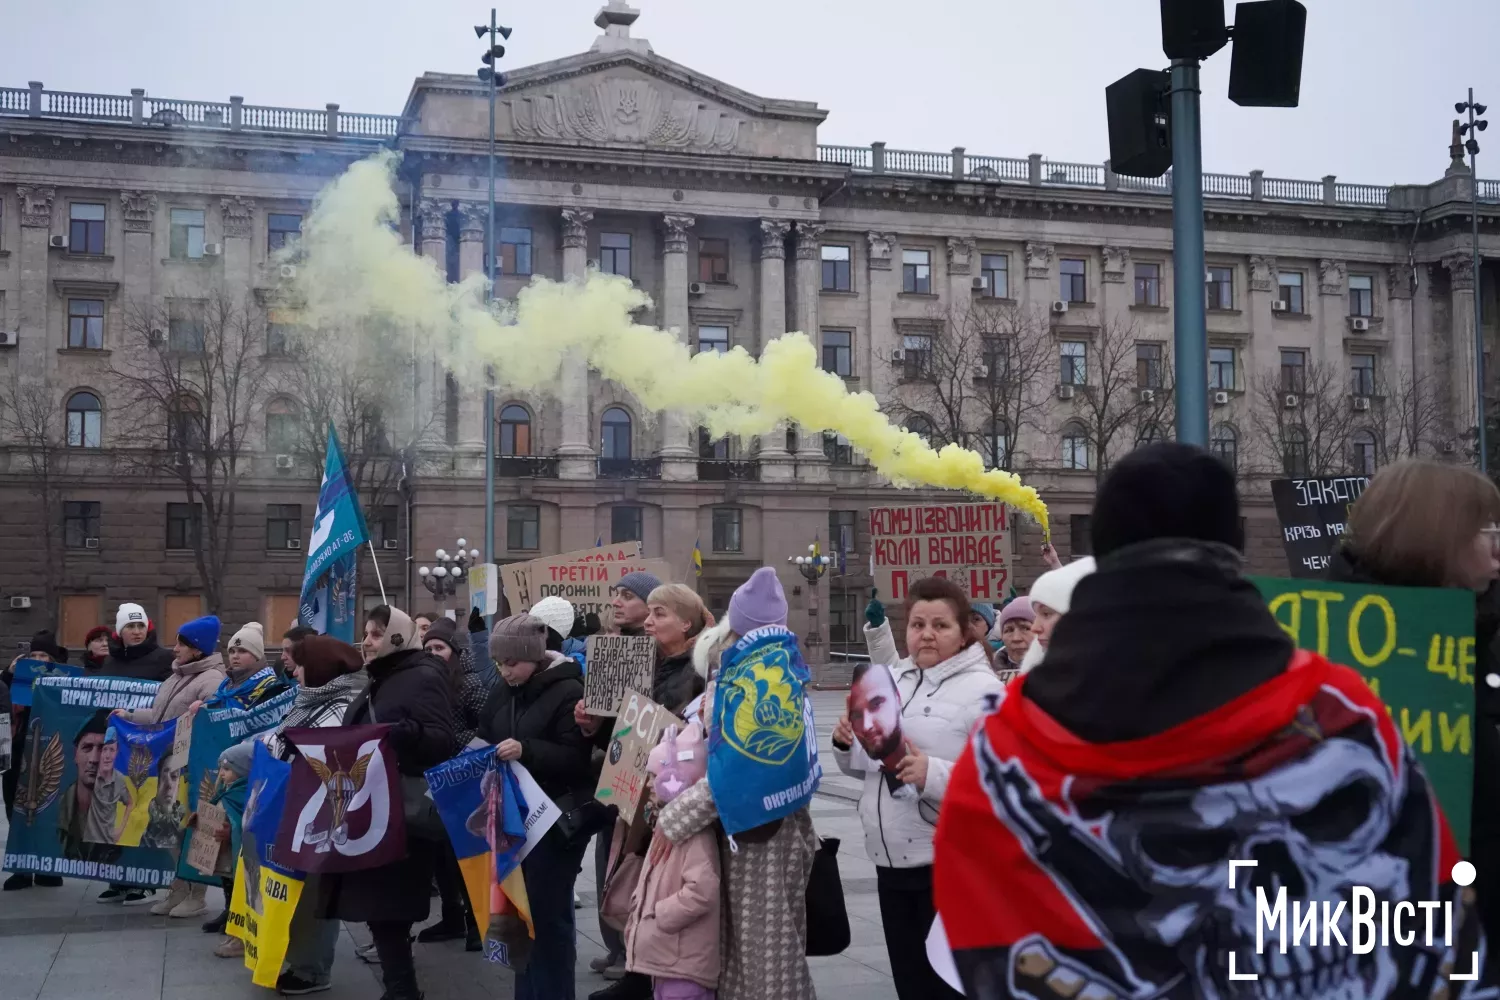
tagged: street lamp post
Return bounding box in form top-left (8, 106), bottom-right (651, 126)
top-left (418, 538), bottom-right (480, 612)
top-left (789, 544), bottom-right (834, 649)
top-left (1459, 91), bottom-right (1490, 474)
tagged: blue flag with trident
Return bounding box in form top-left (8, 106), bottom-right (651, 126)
top-left (300, 426), bottom-right (370, 644)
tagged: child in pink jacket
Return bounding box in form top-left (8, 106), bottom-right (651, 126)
top-left (625, 722), bottom-right (721, 1000)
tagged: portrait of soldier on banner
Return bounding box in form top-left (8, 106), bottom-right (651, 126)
top-left (847, 661), bottom-right (914, 799)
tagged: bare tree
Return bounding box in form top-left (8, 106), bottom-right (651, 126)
top-left (110, 293), bottom-right (273, 615)
top-left (1, 378), bottom-right (73, 626)
top-left (967, 303), bottom-right (1056, 470)
top-left (1059, 315), bottom-right (1159, 484)
top-left (1365, 368), bottom-right (1442, 462)
top-left (1251, 359), bottom-right (1357, 478)
top-left (884, 307), bottom-right (977, 448)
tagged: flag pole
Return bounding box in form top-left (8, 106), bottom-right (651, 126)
top-left (367, 540), bottom-right (389, 604)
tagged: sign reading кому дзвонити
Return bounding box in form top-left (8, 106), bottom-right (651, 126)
top-left (869, 502), bottom-right (1011, 603)
top-left (1252, 576), bottom-right (1475, 853)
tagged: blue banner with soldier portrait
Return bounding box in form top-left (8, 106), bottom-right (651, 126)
top-left (2, 675), bottom-right (179, 888)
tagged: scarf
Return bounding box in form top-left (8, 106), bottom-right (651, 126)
top-left (211, 664), bottom-right (281, 711)
top-left (279, 670), bottom-right (366, 732)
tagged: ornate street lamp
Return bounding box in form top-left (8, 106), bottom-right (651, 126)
top-left (418, 537), bottom-right (480, 607)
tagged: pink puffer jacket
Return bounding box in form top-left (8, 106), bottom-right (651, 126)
top-left (624, 824), bottom-right (722, 989)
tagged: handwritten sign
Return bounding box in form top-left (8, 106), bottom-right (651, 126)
top-left (501, 543), bottom-right (673, 618)
top-left (583, 635), bottom-right (657, 716)
top-left (1269, 476), bottom-right (1369, 578)
top-left (869, 502), bottom-right (1010, 602)
top-left (1251, 576), bottom-right (1475, 852)
top-left (594, 691), bottom-right (671, 850)
top-left (187, 801), bottom-right (230, 876)
top-left (468, 563), bottom-right (499, 617)
top-left (501, 543), bottom-right (642, 612)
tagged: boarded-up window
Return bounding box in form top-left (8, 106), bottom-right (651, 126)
top-left (59, 594), bottom-right (104, 649)
top-left (263, 595), bottom-right (301, 651)
top-left (161, 595), bottom-right (204, 648)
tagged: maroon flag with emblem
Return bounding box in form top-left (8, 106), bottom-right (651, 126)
top-left (274, 723), bottom-right (406, 873)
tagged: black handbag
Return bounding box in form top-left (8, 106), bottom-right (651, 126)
top-left (347, 686), bottom-right (445, 841)
top-left (553, 793), bottom-right (613, 846)
top-left (805, 836), bottom-right (851, 956)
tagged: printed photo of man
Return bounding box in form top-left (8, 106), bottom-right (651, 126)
top-left (848, 662), bottom-right (905, 770)
top-left (57, 710), bottom-right (117, 862)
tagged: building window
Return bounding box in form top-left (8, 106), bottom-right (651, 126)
top-left (1351, 353), bottom-right (1377, 397)
top-left (1210, 423), bottom-right (1238, 470)
top-left (1060, 258), bottom-right (1087, 303)
top-left (1136, 343), bottom-right (1164, 389)
top-left (980, 254), bottom-right (1009, 298)
top-left (67, 298), bottom-right (104, 350)
top-left (611, 505), bottom-right (643, 544)
top-left (1206, 266), bottom-right (1234, 310)
top-left (169, 208), bottom-right (206, 260)
top-left (821, 244), bottom-right (852, 291)
top-left (168, 304), bottom-right (205, 353)
top-left (601, 407), bottom-right (632, 460)
top-left (507, 504), bottom-right (540, 551)
top-left (1277, 271), bottom-right (1304, 314)
top-left (982, 336), bottom-right (1014, 384)
top-left (1134, 263), bottom-right (1162, 306)
top-left (829, 590), bottom-right (859, 645)
top-left (69, 203), bottom-right (106, 255)
top-left (904, 415), bottom-right (935, 445)
top-left (901, 333), bottom-right (932, 379)
top-left (266, 399), bottom-right (299, 453)
top-left (266, 504), bottom-right (302, 550)
top-left (980, 421), bottom-right (1009, 470)
top-left (600, 232), bottom-right (631, 278)
top-left (823, 432), bottom-right (853, 466)
top-left (1351, 430), bottom-right (1378, 476)
top-left (499, 404), bottom-right (532, 456)
top-left (822, 330), bottom-right (852, 377)
top-left (267, 213), bottom-right (302, 252)
top-left (1280, 349), bottom-right (1307, 394)
top-left (166, 502), bottom-right (202, 550)
top-left (829, 510), bottom-right (857, 557)
top-left (66, 391), bottom-right (102, 448)
top-left (1060, 340), bottom-right (1088, 385)
top-left (698, 237), bottom-right (729, 283)
top-left (496, 226), bottom-right (533, 276)
top-left (1209, 346), bottom-right (1237, 391)
top-left (1349, 274), bottom-right (1374, 318)
top-left (902, 249), bottom-right (932, 294)
top-left (1070, 514), bottom-right (1093, 557)
top-left (712, 508), bottom-right (743, 553)
top-left (698, 427), bottom-right (730, 460)
top-left (371, 505), bottom-right (399, 549)
top-left (167, 395), bottom-right (203, 452)
top-left (697, 325), bottom-right (729, 355)
top-left (1062, 424), bottom-right (1089, 470)
top-left (63, 501), bottom-right (101, 549)
top-left (1282, 426), bottom-right (1309, 477)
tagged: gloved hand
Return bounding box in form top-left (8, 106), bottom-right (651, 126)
top-left (864, 588), bottom-right (885, 629)
top-left (468, 607), bottom-right (485, 633)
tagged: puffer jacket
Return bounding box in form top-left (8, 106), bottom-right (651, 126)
top-left (100, 631), bottom-right (176, 681)
top-left (833, 640), bottom-right (1001, 868)
top-left (625, 825), bottom-right (722, 988)
top-left (119, 653), bottom-right (227, 724)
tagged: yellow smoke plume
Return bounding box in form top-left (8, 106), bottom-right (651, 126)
top-left (290, 151), bottom-right (1049, 533)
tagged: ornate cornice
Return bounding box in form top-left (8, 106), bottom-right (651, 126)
top-left (220, 196), bottom-right (255, 239)
top-left (1317, 258), bottom-right (1346, 296)
top-left (1387, 263), bottom-right (1415, 300)
top-left (1024, 241), bottom-right (1054, 278)
top-left (120, 190), bottom-right (158, 233)
top-left (661, 213), bottom-right (696, 255)
top-left (455, 201), bottom-right (488, 242)
top-left (758, 219), bottom-right (790, 260)
top-left (561, 207), bottom-right (594, 249)
top-left (1443, 251), bottom-right (1476, 291)
top-left (16, 185), bottom-right (55, 228)
top-left (946, 236), bottom-right (976, 275)
top-left (795, 221), bottom-right (825, 260)
top-left (1249, 255), bottom-right (1276, 292)
top-left (867, 232), bottom-right (895, 270)
top-left (1101, 245), bottom-right (1130, 283)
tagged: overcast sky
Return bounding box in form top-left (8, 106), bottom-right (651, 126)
top-left (6, 0), bottom-right (1498, 186)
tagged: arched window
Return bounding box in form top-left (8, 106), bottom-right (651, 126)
top-left (167, 394), bottom-right (204, 452)
top-left (66, 391), bottom-right (101, 448)
top-left (1351, 429), bottom-right (1378, 476)
top-left (1210, 423), bottom-right (1238, 471)
top-left (904, 414), bottom-right (935, 445)
top-left (601, 407), bottom-right (632, 460)
top-left (1061, 423), bottom-right (1089, 470)
top-left (823, 432), bottom-right (853, 466)
top-left (979, 421), bottom-right (1009, 470)
top-left (499, 404), bottom-right (532, 457)
top-left (266, 398), bottom-right (299, 454)
top-left (1282, 426), bottom-right (1309, 477)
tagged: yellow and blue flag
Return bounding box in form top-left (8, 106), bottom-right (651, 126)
top-left (693, 538), bottom-right (704, 577)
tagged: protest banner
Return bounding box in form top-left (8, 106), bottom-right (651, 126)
top-left (177, 685), bottom-right (295, 885)
top-left (869, 502), bottom-right (1011, 602)
top-left (275, 723), bottom-right (404, 873)
top-left (100, 716), bottom-right (180, 848)
top-left (469, 562), bottom-right (500, 617)
top-left (1251, 576), bottom-right (1475, 852)
top-left (228, 742), bottom-right (304, 988)
top-left (0, 710), bottom-right (11, 773)
top-left (9, 658), bottom-right (84, 707)
top-left (595, 690), bottom-right (672, 849)
top-left (583, 635), bottom-right (657, 715)
top-left (1269, 475), bottom-right (1369, 578)
top-left (501, 543), bottom-right (673, 617)
top-left (2, 675), bottom-right (178, 887)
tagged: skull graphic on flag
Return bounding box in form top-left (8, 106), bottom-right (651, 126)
top-left (274, 724), bottom-right (406, 872)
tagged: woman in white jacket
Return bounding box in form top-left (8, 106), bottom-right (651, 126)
top-left (832, 577), bottom-right (1001, 1000)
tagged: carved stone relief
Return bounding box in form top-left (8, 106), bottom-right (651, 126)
top-left (1024, 241), bottom-right (1054, 279)
top-left (866, 232), bottom-right (896, 270)
top-left (503, 79), bottom-right (744, 152)
top-left (758, 219), bottom-right (790, 260)
top-left (1101, 245), bottom-right (1130, 283)
top-left (662, 213), bottom-right (696, 255)
top-left (795, 221), bottom-right (826, 261)
top-left (220, 197), bottom-right (255, 240)
top-left (1249, 255), bottom-right (1276, 292)
top-left (16, 186), bottom-right (55, 228)
top-left (946, 236), bottom-right (976, 275)
top-left (120, 190), bottom-right (158, 233)
top-left (1317, 258), bottom-right (1347, 296)
top-left (561, 207), bottom-right (595, 250)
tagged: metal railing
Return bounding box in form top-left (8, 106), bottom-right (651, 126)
top-left (697, 459), bottom-right (760, 482)
top-left (497, 456), bottom-right (559, 479)
top-left (597, 457), bottom-right (662, 480)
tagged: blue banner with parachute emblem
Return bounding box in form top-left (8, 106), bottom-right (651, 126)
top-left (300, 426), bottom-right (369, 643)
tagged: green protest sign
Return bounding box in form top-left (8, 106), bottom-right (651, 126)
top-left (1251, 576), bottom-right (1476, 852)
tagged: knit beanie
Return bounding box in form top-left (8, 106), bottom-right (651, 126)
top-left (530, 596), bottom-right (577, 644)
top-left (422, 616), bottom-right (460, 653)
top-left (369, 606), bottom-right (416, 660)
top-left (971, 602), bottom-right (998, 631)
top-left (728, 567), bottom-right (788, 636)
top-left (293, 635), bottom-right (364, 688)
top-left (1090, 442), bottom-right (1243, 558)
top-left (177, 615), bottom-right (221, 654)
top-left (1028, 558), bottom-right (1097, 617)
top-left (227, 622), bottom-right (265, 662)
top-left (489, 614), bottom-right (549, 664)
top-left (998, 596), bottom-right (1034, 628)
top-left (616, 571), bottom-right (662, 604)
top-left (85, 625), bottom-right (113, 647)
top-left (217, 739), bottom-right (254, 779)
top-left (27, 630), bottom-right (68, 663)
top-left (116, 603), bottom-right (149, 633)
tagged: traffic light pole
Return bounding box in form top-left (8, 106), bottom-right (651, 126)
top-left (1169, 57), bottom-right (1209, 448)
top-left (483, 6), bottom-right (497, 626)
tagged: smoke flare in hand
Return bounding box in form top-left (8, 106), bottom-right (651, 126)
top-left (289, 151), bottom-right (1049, 533)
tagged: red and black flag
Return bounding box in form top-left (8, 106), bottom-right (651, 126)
top-left (274, 723), bottom-right (404, 873)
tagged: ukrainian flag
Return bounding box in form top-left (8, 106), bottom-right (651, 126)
top-left (693, 538), bottom-right (704, 577)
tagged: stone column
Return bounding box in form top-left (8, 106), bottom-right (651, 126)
top-left (1386, 263), bottom-right (1417, 379)
top-left (14, 186), bottom-right (54, 380)
top-left (219, 196), bottom-right (255, 297)
top-left (120, 190), bottom-right (158, 316)
top-left (659, 213), bottom-right (697, 481)
top-left (757, 219), bottom-right (795, 481)
top-left (454, 202), bottom-right (489, 453)
top-left (1100, 245), bottom-right (1130, 314)
top-left (416, 198), bottom-right (449, 446)
top-left (1246, 255), bottom-right (1279, 382)
top-left (1022, 241), bottom-right (1054, 312)
top-left (795, 222), bottom-right (830, 484)
top-left (1445, 252), bottom-right (1479, 439)
top-left (557, 207), bottom-right (596, 480)
top-left (865, 231), bottom-right (897, 408)
top-left (1316, 259), bottom-right (1347, 365)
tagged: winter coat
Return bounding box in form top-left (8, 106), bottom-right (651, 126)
top-left (659, 784), bottom-right (816, 1000)
top-left (259, 670), bottom-right (367, 761)
top-left (477, 651), bottom-right (591, 804)
top-left (833, 640), bottom-right (1001, 868)
top-left (118, 654), bottom-right (227, 725)
top-left (320, 647), bottom-right (456, 924)
top-left (625, 824), bottom-right (721, 989)
top-left (862, 619), bottom-right (901, 668)
top-left (99, 632), bottom-right (176, 682)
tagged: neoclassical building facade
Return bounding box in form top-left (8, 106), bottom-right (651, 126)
top-left (1, 1), bottom-right (1498, 659)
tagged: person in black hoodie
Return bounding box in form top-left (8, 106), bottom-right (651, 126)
top-left (100, 603), bottom-right (176, 681)
top-left (481, 614), bottom-right (594, 1000)
top-left (319, 605), bottom-right (455, 1000)
top-left (1325, 458), bottom-right (1500, 978)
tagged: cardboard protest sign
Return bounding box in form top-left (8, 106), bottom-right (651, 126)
top-left (501, 543), bottom-right (673, 618)
top-left (869, 502), bottom-right (1011, 602)
top-left (1252, 576), bottom-right (1475, 852)
top-left (501, 542), bottom-right (641, 612)
top-left (1269, 476), bottom-right (1369, 578)
top-left (595, 690), bottom-right (672, 848)
top-left (187, 800), bottom-right (231, 876)
top-left (275, 723), bottom-right (404, 873)
top-left (469, 562), bottom-right (500, 617)
top-left (9, 658), bottom-right (84, 707)
top-left (3, 675), bottom-right (178, 887)
top-left (583, 635), bottom-right (657, 715)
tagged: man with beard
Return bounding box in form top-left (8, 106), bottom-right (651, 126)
top-left (846, 662), bottom-right (908, 785)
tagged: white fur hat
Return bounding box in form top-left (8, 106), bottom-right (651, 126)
top-left (529, 596), bottom-right (576, 640)
top-left (1028, 557), bottom-right (1097, 617)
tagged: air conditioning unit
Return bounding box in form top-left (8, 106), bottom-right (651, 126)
top-left (0, 330), bottom-right (17, 348)
top-left (1213, 390), bottom-right (1231, 406)
top-left (890, 349), bottom-right (906, 364)
top-left (1139, 388), bottom-right (1156, 403)
top-left (1283, 394), bottom-right (1300, 409)
top-left (973, 363), bottom-right (991, 381)
top-left (1271, 300), bottom-right (1289, 312)
top-left (688, 281), bottom-right (707, 296)
top-left (1351, 317), bottom-right (1371, 332)
top-left (971, 275), bottom-right (988, 292)
top-left (49, 235), bottom-right (68, 250)
top-left (1051, 300), bottom-right (1070, 315)
top-left (148, 328), bottom-right (165, 346)
top-left (286, 538), bottom-right (302, 551)
top-left (1353, 396), bottom-right (1371, 411)
top-left (1444, 441), bottom-right (1458, 454)
top-left (203, 242), bottom-right (223, 257)
top-left (84, 537), bottom-right (100, 550)
top-left (279, 264), bottom-right (298, 280)
top-left (1056, 384), bottom-right (1076, 400)
top-left (382, 538), bottom-right (399, 550)
top-left (9, 596), bottom-right (31, 610)
top-left (274, 454), bottom-right (295, 469)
